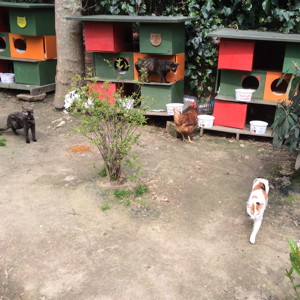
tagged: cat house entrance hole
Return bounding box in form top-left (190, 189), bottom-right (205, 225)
top-left (13, 38), bottom-right (26, 53)
top-left (0, 37), bottom-right (6, 52)
top-left (114, 57), bottom-right (129, 74)
top-left (242, 76), bottom-right (259, 90)
top-left (271, 78), bottom-right (288, 95)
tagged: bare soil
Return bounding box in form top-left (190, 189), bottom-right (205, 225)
top-left (0, 91), bottom-right (299, 300)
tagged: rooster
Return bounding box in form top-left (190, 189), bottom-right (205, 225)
top-left (173, 106), bottom-right (198, 143)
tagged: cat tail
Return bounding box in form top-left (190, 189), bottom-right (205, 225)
top-left (0, 126), bottom-right (9, 131)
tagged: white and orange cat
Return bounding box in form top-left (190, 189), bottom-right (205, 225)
top-left (246, 178), bottom-right (269, 244)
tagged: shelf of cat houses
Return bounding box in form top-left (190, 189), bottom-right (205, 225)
top-left (90, 77), bottom-right (175, 86)
top-left (199, 125), bottom-right (273, 141)
top-left (0, 82), bottom-right (56, 95)
top-left (215, 95), bottom-right (278, 106)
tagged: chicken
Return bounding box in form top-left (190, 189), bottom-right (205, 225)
top-left (173, 106), bottom-right (198, 143)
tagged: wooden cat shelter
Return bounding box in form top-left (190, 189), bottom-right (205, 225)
top-left (0, 2), bottom-right (56, 95)
top-left (66, 15), bottom-right (195, 115)
top-left (200, 28), bottom-right (300, 140)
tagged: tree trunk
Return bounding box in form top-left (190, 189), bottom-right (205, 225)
top-left (53, 0), bottom-right (84, 109)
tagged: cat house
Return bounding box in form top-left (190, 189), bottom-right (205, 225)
top-left (141, 80), bottom-right (184, 110)
top-left (218, 69), bottom-right (267, 99)
top-left (133, 53), bottom-right (185, 83)
top-left (84, 22), bottom-right (132, 53)
top-left (66, 15), bottom-right (195, 113)
top-left (139, 23), bottom-right (185, 55)
top-left (200, 28), bottom-right (300, 139)
top-left (9, 34), bottom-right (56, 60)
top-left (0, 2), bottom-right (56, 95)
top-left (13, 59), bottom-right (57, 85)
top-left (89, 81), bottom-right (117, 105)
top-left (93, 52), bottom-right (134, 80)
top-left (8, 5), bottom-right (55, 36)
top-left (0, 32), bottom-right (10, 57)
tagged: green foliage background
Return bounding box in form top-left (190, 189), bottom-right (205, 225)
top-left (5, 0), bottom-right (300, 100)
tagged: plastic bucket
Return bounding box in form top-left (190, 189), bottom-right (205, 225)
top-left (0, 73), bottom-right (15, 83)
top-left (166, 103), bottom-right (184, 115)
top-left (119, 98), bottom-right (134, 109)
top-left (197, 115), bottom-right (215, 128)
top-left (235, 89), bottom-right (255, 101)
top-left (249, 120), bottom-right (268, 134)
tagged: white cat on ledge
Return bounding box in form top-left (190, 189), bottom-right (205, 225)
top-left (246, 178), bottom-right (270, 244)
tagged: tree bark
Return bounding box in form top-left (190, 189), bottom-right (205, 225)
top-left (53, 0), bottom-right (84, 109)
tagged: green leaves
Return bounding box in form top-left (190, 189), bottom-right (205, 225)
top-left (286, 238), bottom-right (300, 298)
top-left (288, 238), bottom-right (300, 277)
top-left (272, 65), bottom-right (300, 153)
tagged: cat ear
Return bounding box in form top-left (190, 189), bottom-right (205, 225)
top-left (246, 202), bottom-right (252, 208)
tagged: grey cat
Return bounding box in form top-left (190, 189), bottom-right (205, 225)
top-left (0, 107), bottom-right (37, 144)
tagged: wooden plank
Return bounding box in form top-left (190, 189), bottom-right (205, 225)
top-left (0, 56), bottom-right (46, 63)
top-left (66, 15), bottom-right (196, 23)
top-left (215, 95), bottom-right (278, 106)
top-left (90, 77), bottom-right (175, 86)
top-left (0, 82), bottom-right (55, 95)
top-left (0, 2), bottom-right (54, 8)
top-left (208, 28), bottom-right (300, 43)
top-left (200, 125), bottom-right (273, 139)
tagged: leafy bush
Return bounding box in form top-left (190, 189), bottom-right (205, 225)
top-left (70, 72), bottom-right (147, 181)
top-left (272, 64), bottom-right (300, 153)
top-left (285, 238), bottom-right (300, 299)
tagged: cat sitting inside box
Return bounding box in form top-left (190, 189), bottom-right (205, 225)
top-left (135, 57), bottom-right (179, 83)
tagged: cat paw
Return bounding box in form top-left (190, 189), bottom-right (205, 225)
top-left (33, 139), bottom-right (37, 142)
top-left (249, 237), bottom-right (256, 244)
top-left (26, 140), bottom-right (30, 144)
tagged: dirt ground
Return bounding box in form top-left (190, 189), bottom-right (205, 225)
top-left (0, 91), bottom-right (299, 300)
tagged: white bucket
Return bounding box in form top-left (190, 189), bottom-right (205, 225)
top-left (0, 73), bottom-right (15, 83)
top-left (197, 115), bottom-right (215, 128)
top-left (250, 120), bottom-right (268, 134)
top-left (235, 89), bottom-right (255, 101)
top-left (119, 98), bottom-right (134, 109)
top-left (166, 103), bottom-right (184, 115)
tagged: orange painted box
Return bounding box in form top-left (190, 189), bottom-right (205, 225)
top-left (218, 39), bottom-right (255, 71)
top-left (213, 100), bottom-right (247, 129)
top-left (263, 71), bottom-right (292, 102)
top-left (133, 53), bottom-right (185, 83)
top-left (9, 34), bottom-right (56, 60)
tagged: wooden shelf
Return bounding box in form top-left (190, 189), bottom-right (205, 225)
top-left (0, 82), bottom-right (55, 95)
top-left (199, 125), bottom-right (273, 141)
top-left (215, 95), bottom-right (279, 106)
top-left (90, 77), bottom-right (176, 86)
top-left (0, 56), bottom-right (54, 63)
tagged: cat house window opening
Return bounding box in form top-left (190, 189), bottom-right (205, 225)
top-left (0, 37), bottom-right (6, 52)
top-left (114, 57), bottom-right (129, 75)
top-left (13, 38), bottom-right (26, 53)
top-left (242, 76), bottom-right (259, 90)
top-left (271, 78), bottom-right (288, 95)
